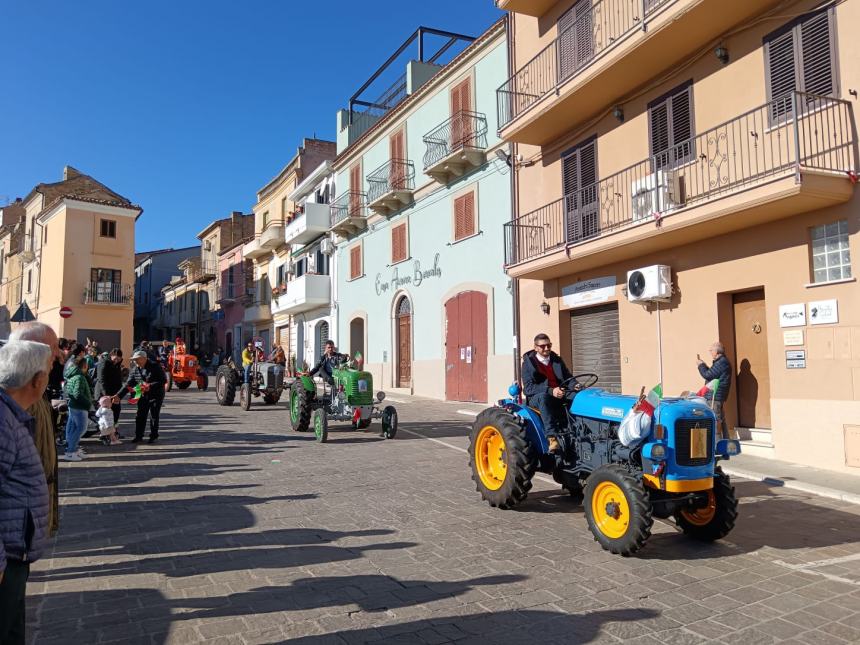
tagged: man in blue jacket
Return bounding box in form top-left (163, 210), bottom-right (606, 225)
top-left (0, 340), bottom-right (52, 644)
top-left (521, 333), bottom-right (573, 454)
top-left (697, 341), bottom-right (733, 440)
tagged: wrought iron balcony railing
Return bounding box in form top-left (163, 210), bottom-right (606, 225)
top-left (504, 92), bottom-right (856, 266)
top-left (330, 191), bottom-right (368, 228)
top-left (423, 111), bottom-right (489, 170)
top-left (367, 159), bottom-right (416, 204)
top-left (83, 282), bottom-right (133, 305)
top-left (497, 0), bottom-right (676, 129)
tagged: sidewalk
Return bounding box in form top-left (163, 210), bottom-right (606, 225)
top-left (385, 391), bottom-right (860, 506)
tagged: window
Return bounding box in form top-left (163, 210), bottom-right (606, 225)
top-left (765, 8), bottom-right (837, 122)
top-left (91, 268), bottom-right (121, 284)
top-left (450, 78), bottom-right (473, 148)
top-left (262, 211), bottom-right (269, 229)
top-left (811, 220), bottom-right (851, 283)
top-left (558, 0), bottom-right (593, 81)
top-left (100, 219), bottom-right (117, 238)
top-left (349, 245), bottom-right (362, 280)
top-left (391, 223), bottom-right (408, 263)
top-left (562, 138), bottom-right (599, 241)
top-left (315, 248), bottom-right (330, 276)
top-left (648, 81), bottom-right (694, 169)
top-left (26, 270), bottom-right (32, 293)
top-left (276, 264), bottom-right (286, 287)
top-left (295, 257), bottom-right (306, 278)
top-left (453, 192), bottom-right (476, 241)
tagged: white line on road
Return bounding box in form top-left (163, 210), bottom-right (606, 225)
top-left (457, 410), bottom-right (479, 417)
top-left (386, 398), bottom-right (407, 404)
top-left (772, 554), bottom-right (860, 587)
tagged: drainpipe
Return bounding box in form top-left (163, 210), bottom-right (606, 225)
top-left (504, 13), bottom-right (522, 386)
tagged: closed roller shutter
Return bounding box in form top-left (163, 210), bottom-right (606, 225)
top-left (570, 303), bottom-right (621, 393)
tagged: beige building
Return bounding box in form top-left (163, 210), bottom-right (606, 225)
top-left (499, 0), bottom-right (858, 473)
top-left (245, 138), bottom-right (336, 353)
top-left (5, 166), bottom-right (141, 355)
top-left (0, 199), bottom-right (26, 337)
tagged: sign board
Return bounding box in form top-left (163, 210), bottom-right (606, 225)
top-left (783, 329), bottom-right (804, 346)
top-left (786, 359), bottom-right (806, 369)
top-left (778, 303), bottom-right (806, 327)
top-left (375, 254), bottom-right (442, 296)
top-left (808, 299), bottom-right (838, 325)
top-left (786, 350), bottom-right (806, 360)
top-left (561, 276), bottom-right (616, 309)
top-left (59, 306), bottom-right (73, 319)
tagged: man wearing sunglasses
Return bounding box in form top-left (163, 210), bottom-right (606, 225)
top-left (522, 333), bottom-right (573, 453)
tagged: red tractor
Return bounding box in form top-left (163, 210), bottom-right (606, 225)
top-left (166, 338), bottom-right (209, 392)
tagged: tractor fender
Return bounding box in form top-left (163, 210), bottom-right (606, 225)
top-left (504, 401), bottom-right (550, 455)
top-left (297, 375), bottom-right (316, 392)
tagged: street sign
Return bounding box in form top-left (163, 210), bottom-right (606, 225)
top-left (59, 306), bottom-right (73, 319)
top-left (10, 302), bottom-right (35, 322)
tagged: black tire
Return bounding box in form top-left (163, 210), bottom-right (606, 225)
top-left (263, 393), bottom-right (277, 405)
top-left (584, 464), bottom-right (653, 556)
top-left (240, 383), bottom-right (252, 411)
top-left (166, 371), bottom-right (173, 392)
top-left (176, 381), bottom-right (191, 390)
top-left (468, 407), bottom-right (536, 510)
top-left (197, 373), bottom-right (209, 391)
top-left (313, 408), bottom-right (328, 443)
top-left (381, 406), bottom-right (397, 439)
top-left (675, 467), bottom-right (738, 542)
top-left (215, 366), bottom-right (236, 406)
top-left (290, 382), bottom-right (313, 432)
top-left (566, 481), bottom-right (585, 505)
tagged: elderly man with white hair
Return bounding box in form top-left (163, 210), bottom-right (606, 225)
top-left (9, 323), bottom-right (61, 537)
top-left (0, 340), bottom-right (52, 644)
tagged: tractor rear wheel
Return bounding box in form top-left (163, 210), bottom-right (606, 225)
top-left (468, 408), bottom-right (536, 510)
top-left (239, 383), bottom-right (252, 411)
top-left (176, 381), bottom-right (191, 390)
top-left (197, 373), bottom-right (209, 391)
top-left (313, 408), bottom-right (328, 443)
top-left (290, 382), bottom-right (313, 432)
top-left (676, 467), bottom-right (738, 542)
top-left (166, 371), bottom-right (173, 392)
top-left (215, 366), bottom-right (236, 406)
top-left (584, 465), bottom-right (653, 556)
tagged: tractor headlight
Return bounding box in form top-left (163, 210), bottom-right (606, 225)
top-left (651, 444), bottom-right (666, 459)
top-left (377, 391), bottom-right (386, 401)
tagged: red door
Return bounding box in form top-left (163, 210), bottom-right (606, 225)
top-left (445, 291), bottom-right (488, 402)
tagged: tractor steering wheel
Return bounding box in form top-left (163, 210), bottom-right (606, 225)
top-left (559, 373), bottom-right (599, 394)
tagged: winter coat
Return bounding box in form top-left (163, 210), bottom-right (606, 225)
top-left (310, 353), bottom-right (348, 380)
top-left (698, 354), bottom-right (732, 402)
top-left (521, 349), bottom-right (573, 400)
top-left (64, 364), bottom-right (93, 411)
top-left (94, 355), bottom-right (123, 400)
top-left (0, 388), bottom-right (49, 573)
top-left (27, 397), bottom-right (58, 537)
top-left (123, 359), bottom-right (166, 401)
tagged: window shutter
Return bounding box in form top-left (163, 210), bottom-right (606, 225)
top-left (799, 11), bottom-right (834, 96)
top-left (392, 224), bottom-right (407, 263)
top-left (453, 195), bottom-right (466, 240)
top-left (562, 140), bottom-right (598, 241)
top-left (766, 29), bottom-right (798, 119)
top-left (670, 86), bottom-right (693, 164)
top-left (462, 192), bottom-right (475, 238)
top-left (649, 83), bottom-right (693, 168)
top-left (349, 164), bottom-right (361, 216)
top-left (649, 101), bottom-right (670, 166)
top-left (350, 246), bottom-right (361, 279)
top-left (558, 0), bottom-right (593, 80)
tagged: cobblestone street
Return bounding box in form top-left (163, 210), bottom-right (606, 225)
top-left (27, 390), bottom-right (860, 644)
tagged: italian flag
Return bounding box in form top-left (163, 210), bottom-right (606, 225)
top-left (354, 351), bottom-right (364, 368)
top-left (636, 383), bottom-right (663, 417)
top-left (696, 379), bottom-right (720, 399)
top-left (128, 383), bottom-right (144, 404)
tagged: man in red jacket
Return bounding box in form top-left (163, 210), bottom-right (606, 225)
top-left (521, 333), bottom-right (573, 453)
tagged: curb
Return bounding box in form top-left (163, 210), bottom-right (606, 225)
top-left (721, 466), bottom-right (860, 506)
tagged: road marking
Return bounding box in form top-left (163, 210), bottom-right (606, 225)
top-left (772, 553), bottom-right (860, 587)
top-left (386, 398), bottom-right (407, 404)
top-left (457, 410), bottom-right (479, 417)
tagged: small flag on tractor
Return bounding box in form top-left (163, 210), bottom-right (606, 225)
top-left (354, 351), bottom-right (364, 368)
top-left (696, 378), bottom-right (720, 401)
top-left (634, 383), bottom-right (663, 417)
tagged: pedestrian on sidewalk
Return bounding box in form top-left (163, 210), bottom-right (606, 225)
top-left (697, 341), bottom-right (732, 440)
top-left (119, 350), bottom-right (166, 444)
top-left (0, 340), bottom-right (52, 645)
top-left (61, 355), bottom-right (93, 462)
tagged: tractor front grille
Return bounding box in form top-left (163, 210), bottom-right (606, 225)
top-left (674, 419), bottom-right (714, 466)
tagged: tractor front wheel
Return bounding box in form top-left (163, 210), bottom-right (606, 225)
top-left (313, 408), bottom-right (328, 443)
top-left (381, 406), bottom-right (397, 439)
top-left (584, 465), bottom-right (653, 556)
top-left (197, 373), bottom-right (209, 391)
top-left (676, 467), bottom-right (738, 542)
top-left (468, 408), bottom-right (536, 510)
top-left (240, 383), bottom-right (252, 411)
top-left (290, 382), bottom-right (313, 432)
top-left (215, 366), bottom-right (237, 406)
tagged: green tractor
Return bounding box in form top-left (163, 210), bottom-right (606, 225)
top-left (289, 357), bottom-right (397, 443)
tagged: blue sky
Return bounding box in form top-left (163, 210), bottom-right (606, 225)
top-left (0, 1), bottom-right (501, 252)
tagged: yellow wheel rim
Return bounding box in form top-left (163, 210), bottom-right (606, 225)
top-left (591, 481), bottom-right (631, 539)
top-left (475, 426), bottom-right (507, 491)
top-left (680, 490), bottom-right (716, 526)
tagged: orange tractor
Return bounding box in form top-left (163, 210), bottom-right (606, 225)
top-left (165, 338), bottom-right (209, 392)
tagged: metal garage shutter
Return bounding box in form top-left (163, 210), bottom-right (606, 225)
top-left (570, 303), bottom-right (621, 393)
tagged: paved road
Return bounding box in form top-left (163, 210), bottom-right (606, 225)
top-left (27, 390), bottom-right (860, 644)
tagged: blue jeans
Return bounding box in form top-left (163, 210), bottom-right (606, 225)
top-left (65, 408), bottom-right (87, 455)
top-left (530, 392), bottom-right (566, 438)
top-left (244, 365), bottom-right (252, 383)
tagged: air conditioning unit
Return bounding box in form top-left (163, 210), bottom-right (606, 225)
top-left (631, 171), bottom-right (684, 221)
top-left (626, 265), bottom-right (672, 302)
top-left (320, 238), bottom-right (335, 256)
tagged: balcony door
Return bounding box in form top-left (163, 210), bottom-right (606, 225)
top-left (558, 0), bottom-right (593, 82)
top-left (91, 268), bottom-right (121, 303)
top-left (389, 129), bottom-right (406, 190)
top-left (349, 163), bottom-right (362, 216)
top-left (562, 138), bottom-right (599, 243)
top-left (450, 77), bottom-right (473, 150)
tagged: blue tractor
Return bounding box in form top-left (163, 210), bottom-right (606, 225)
top-left (468, 373), bottom-right (741, 556)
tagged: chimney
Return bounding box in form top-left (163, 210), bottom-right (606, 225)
top-left (63, 165), bottom-right (82, 181)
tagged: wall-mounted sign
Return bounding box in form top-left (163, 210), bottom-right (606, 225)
top-left (561, 276), bottom-right (616, 309)
top-left (809, 299), bottom-right (838, 325)
top-left (783, 329), bottom-right (804, 346)
top-left (786, 349), bottom-right (806, 360)
top-left (778, 303), bottom-right (806, 327)
top-left (375, 253), bottom-right (442, 296)
top-left (786, 358), bottom-right (806, 369)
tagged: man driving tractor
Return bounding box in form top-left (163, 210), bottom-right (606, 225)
top-left (521, 333), bottom-right (574, 454)
top-left (309, 340), bottom-right (348, 386)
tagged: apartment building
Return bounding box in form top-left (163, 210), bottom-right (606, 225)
top-left (245, 139), bottom-right (336, 353)
top-left (0, 199), bottom-right (26, 337)
top-left (331, 21), bottom-right (514, 401)
top-left (498, 0), bottom-right (858, 472)
top-left (134, 246), bottom-right (200, 342)
top-left (11, 166), bottom-right (141, 355)
top-left (215, 238), bottom-right (252, 363)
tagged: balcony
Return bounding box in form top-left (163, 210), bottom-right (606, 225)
top-left (244, 300), bottom-right (271, 323)
top-left (260, 221), bottom-right (285, 250)
top-left (330, 191), bottom-right (368, 238)
top-left (496, 0), bottom-right (556, 16)
top-left (179, 310), bottom-right (197, 325)
top-left (284, 202), bottom-right (330, 245)
top-left (367, 159), bottom-right (416, 216)
top-left (185, 261), bottom-right (216, 283)
top-left (504, 93), bottom-right (856, 278)
top-left (217, 281), bottom-right (239, 304)
top-left (243, 236), bottom-right (267, 261)
top-left (82, 282), bottom-right (132, 306)
top-left (271, 274), bottom-right (331, 315)
top-left (423, 111), bottom-right (489, 185)
top-left (498, 0), bottom-right (786, 145)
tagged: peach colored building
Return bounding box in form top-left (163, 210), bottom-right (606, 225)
top-left (11, 166), bottom-right (141, 356)
top-left (498, 0), bottom-right (858, 473)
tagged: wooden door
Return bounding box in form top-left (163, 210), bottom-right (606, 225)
top-left (389, 130), bottom-right (406, 190)
top-left (445, 291), bottom-right (488, 402)
top-left (733, 289), bottom-right (771, 428)
top-left (349, 163), bottom-right (361, 215)
top-left (396, 296), bottom-right (412, 387)
top-left (450, 78), bottom-right (472, 149)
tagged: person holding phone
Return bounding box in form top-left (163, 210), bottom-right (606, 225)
top-left (697, 341), bottom-right (732, 439)
top-left (521, 333), bottom-right (573, 453)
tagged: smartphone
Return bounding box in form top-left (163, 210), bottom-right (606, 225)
top-left (696, 353), bottom-right (701, 360)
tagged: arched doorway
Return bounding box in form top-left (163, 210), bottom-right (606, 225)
top-left (314, 320), bottom-right (330, 364)
top-left (395, 295), bottom-right (412, 387)
top-left (350, 317), bottom-right (365, 359)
